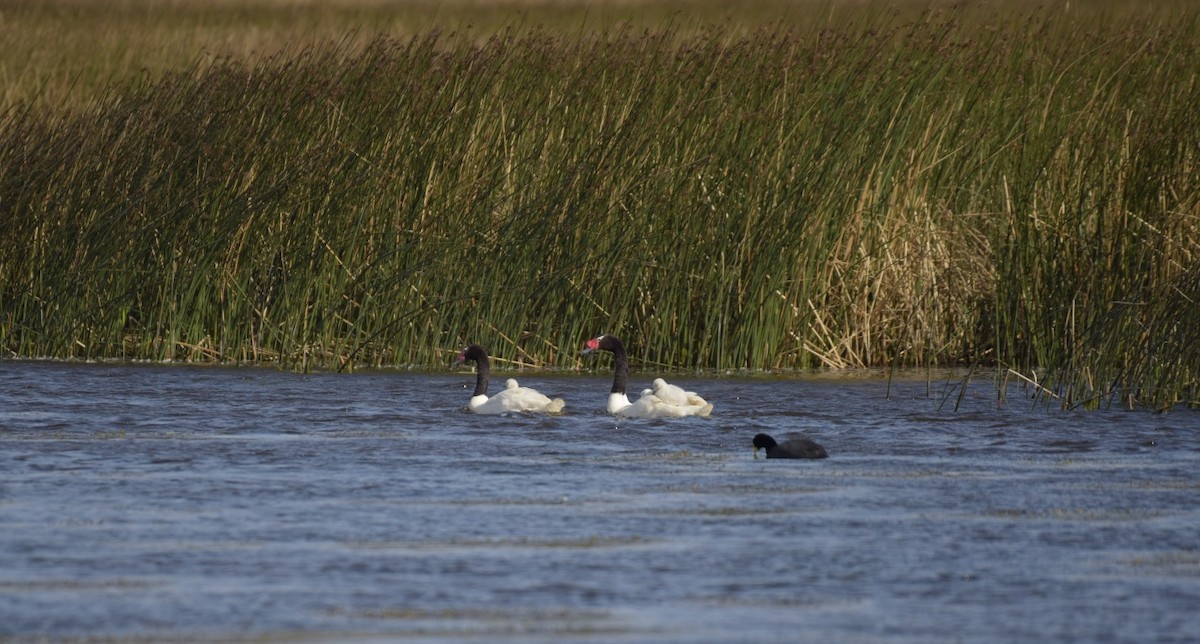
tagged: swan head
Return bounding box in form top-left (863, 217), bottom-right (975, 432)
top-left (652, 378), bottom-right (668, 390)
top-left (582, 334), bottom-right (624, 355)
top-left (454, 344), bottom-right (487, 365)
top-left (581, 335), bottom-right (604, 355)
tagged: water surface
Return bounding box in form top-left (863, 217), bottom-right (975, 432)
top-left (2, 361), bottom-right (1198, 642)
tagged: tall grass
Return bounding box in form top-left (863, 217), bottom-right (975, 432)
top-left (1, 3), bottom-right (1198, 409)
top-left (0, 0), bottom-right (923, 109)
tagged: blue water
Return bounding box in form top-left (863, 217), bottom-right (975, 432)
top-left (2, 361), bottom-right (1199, 642)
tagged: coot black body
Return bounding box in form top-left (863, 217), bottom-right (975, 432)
top-left (752, 433), bottom-right (828, 459)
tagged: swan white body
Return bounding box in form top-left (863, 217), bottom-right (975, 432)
top-left (584, 335), bottom-right (712, 418)
top-left (470, 378), bottom-right (566, 415)
top-left (607, 390), bottom-right (713, 418)
top-left (455, 346), bottom-right (565, 415)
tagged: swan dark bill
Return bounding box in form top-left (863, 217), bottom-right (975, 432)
top-left (582, 334), bottom-right (713, 418)
top-left (752, 433), bottom-right (828, 459)
top-left (454, 344), bottom-right (565, 414)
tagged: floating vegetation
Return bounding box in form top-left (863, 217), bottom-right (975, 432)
top-left (344, 535), bottom-right (658, 551)
top-left (983, 508), bottom-right (1164, 522)
top-left (1, 1), bottom-right (1198, 410)
top-left (0, 578), bottom-right (159, 592)
top-left (643, 482), bottom-right (830, 495)
top-left (338, 606), bottom-right (631, 638)
top-left (654, 506), bottom-right (796, 517)
top-left (350, 606), bottom-right (613, 622)
top-left (1118, 551), bottom-right (1200, 575)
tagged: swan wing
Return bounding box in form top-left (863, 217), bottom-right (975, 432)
top-left (652, 378), bottom-right (708, 407)
top-left (484, 385), bottom-right (565, 413)
top-left (617, 393), bottom-right (668, 418)
top-left (646, 378), bottom-right (712, 415)
top-left (616, 391), bottom-right (711, 418)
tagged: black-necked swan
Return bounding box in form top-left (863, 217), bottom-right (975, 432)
top-left (581, 334), bottom-right (712, 418)
top-left (752, 433), bottom-right (828, 459)
top-left (454, 345), bottom-right (565, 414)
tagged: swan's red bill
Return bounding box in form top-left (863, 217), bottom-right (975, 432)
top-left (582, 337), bottom-right (602, 354)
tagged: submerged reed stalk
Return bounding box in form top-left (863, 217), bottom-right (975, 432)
top-left (1, 3), bottom-right (1198, 409)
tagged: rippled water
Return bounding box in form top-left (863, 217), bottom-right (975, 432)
top-left (2, 361), bottom-right (1199, 642)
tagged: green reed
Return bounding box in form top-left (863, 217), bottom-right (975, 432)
top-left (1, 3), bottom-right (1198, 409)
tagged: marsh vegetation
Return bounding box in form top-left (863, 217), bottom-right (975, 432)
top-left (1, 0), bottom-right (1198, 409)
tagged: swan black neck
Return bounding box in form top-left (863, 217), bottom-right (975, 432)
top-left (472, 359), bottom-right (490, 397)
top-left (599, 336), bottom-right (629, 395)
top-left (461, 344), bottom-right (490, 396)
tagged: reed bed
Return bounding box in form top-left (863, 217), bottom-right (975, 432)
top-left (1, 2), bottom-right (1198, 409)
